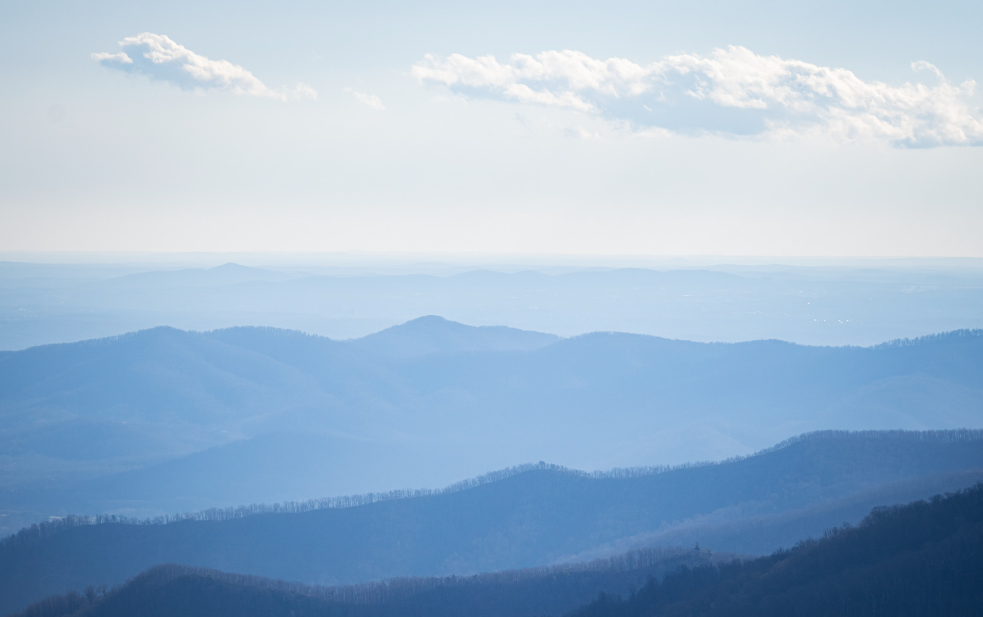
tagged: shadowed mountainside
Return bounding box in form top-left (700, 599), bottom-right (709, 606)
top-left (1, 430), bottom-right (982, 615)
top-left (14, 483), bottom-right (983, 617)
top-left (570, 483), bottom-right (983, 617)
top-left (13, 547), bottom-right (730, 617)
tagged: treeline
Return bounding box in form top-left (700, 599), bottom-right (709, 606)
top-left (8, 429), bottom-right (981, 550)
top-left (875, 327), bottom-right (983, 348)
top-left (15, 547), bottom-right (727, 617)
top-left (0, 460), bottom-right (700, 547)
top-left (5, 429), bottom-right (983, 616)
top-left (0, 462), bottom-right (589, 548)
top-left (17, 484), bottom-right (983, 617)
top-left (572, 482), bottom-right (983, 617)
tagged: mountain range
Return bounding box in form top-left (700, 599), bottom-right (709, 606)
top-left (2, 430), bottom-right (982, 615)
top-left (2, 317), bottom-right (982, 532)
top-left (4, 261), bottom-right (983, 351)
top-left (17, 481), bottom-right (983, 617)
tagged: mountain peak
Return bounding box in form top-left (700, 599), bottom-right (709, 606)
top-left (349, 316), bottom-right (560, 358)
top-left (209, 262), bottom-right (253, 272)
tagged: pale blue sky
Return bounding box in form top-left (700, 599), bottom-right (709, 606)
top-left (1, 0), bottom-right (982, 256)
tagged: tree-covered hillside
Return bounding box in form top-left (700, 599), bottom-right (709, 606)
top-left (572, 483), bottom-right (983, 617)
top-left (2, 430), bottom-right (982, 615)
top-left (15, 484), bottom-right (983, 617)
top-left (15, 548), bottom-right (727, 617)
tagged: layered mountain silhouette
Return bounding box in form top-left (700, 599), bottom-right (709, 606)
top-left (5, 262), bottom-right (983, 351)
top-left (1, 430), bottom-right (982, 615)
top-left (17, 483), bottom-right (983, 617)
top-left (103, 263), bottom-right (297, 289)
top-left (4, 269), bottom-right (982, 617)
top-left (2, 319), bottom-right (983, 528)
top-left (13, 547), bottom-right (730, 617)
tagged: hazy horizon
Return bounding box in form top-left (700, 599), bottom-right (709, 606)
top-left (3, 256), bottom-right (982, 350)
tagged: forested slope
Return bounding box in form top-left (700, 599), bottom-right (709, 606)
top-left (15, 484), bottom-right (983, 617)
top-left (571, 483), bottom-right (983, 617)
top-left (14, 548), bottom-right (726, 617)
top-left (2, 430), bottom-right (982, 615)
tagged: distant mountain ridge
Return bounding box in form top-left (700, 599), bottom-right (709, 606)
top-left (2, 320), bottom-right (983, 532)
top-left (348, 315), bottom-right (560, 358)
top-left (105, 263), bottom-right (296, 288)
top-left (5, 261), bottom-right (983, 351)
top-left (7, 262), bottom-right (983, 349)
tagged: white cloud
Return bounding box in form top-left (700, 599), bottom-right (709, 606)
top-left (413, 47), bottom-right (983, 147)
top-left (93, 33), bottom-right (316, 101)
top-left (344, 87), bottom-right (385, 110)
top-left (91, 52), bottom-right (132, 64)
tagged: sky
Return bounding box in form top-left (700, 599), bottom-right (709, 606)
top-left (1, 0), bottom-right (982, 257)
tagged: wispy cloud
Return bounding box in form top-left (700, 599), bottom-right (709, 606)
top-left (93, 33), bottom-right (316, 101)
top-left (413, 47), bottom-right (983, 147)
top-left (344, 87), bottom-right (385, 110)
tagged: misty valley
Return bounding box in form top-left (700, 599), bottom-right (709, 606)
top-left (2, 299), bottom-right (982, 617)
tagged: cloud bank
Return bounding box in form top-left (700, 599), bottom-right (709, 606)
top-left (413, 46), bottom-right (983, 147)
top-left (93, 33), bottom-right (316, 101)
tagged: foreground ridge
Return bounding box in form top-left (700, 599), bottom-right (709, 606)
top-left (573, 483), bottom-right (983, 617)
top-left (3, 429), bottom-right (981, 616)
top-left (16, 484), bottom-right (983, 617)
top-left (16, 546), bottom-right (733, 617)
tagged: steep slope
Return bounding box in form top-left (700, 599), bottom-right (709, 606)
top-left (1, 431), bottom-right (982, 615)
top-left (570, 483), bottom-right (983, 617)
top-left (559, 468), bottom-right (983, 561)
